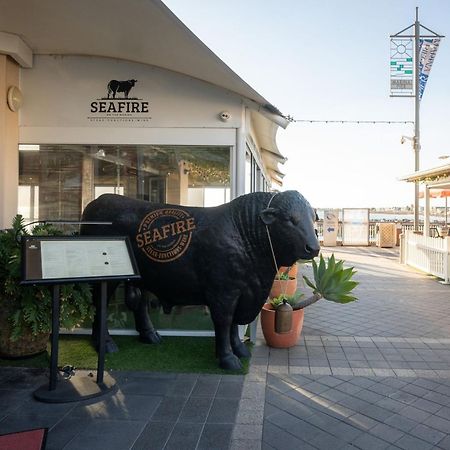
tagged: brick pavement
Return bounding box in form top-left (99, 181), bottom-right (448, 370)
top-left (1, 247), bottom-right (450, 449)
top-left (230, 247), bottom-right (450, 450)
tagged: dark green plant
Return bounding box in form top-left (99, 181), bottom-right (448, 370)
top-left (269, 292), bottom-right (304, 310)
top-left (303, 254), bottom-right (358, 303)
top-left (276, 271), bottom-right (291, 281)
top-left (283, 253), bottom-right (358, 310)
top-left (0, 215), bottom-right (93, 341)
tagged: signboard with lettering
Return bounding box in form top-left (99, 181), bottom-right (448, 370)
top-left (21, 236), bottom-right (140, 285)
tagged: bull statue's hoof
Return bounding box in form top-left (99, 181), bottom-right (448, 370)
top-left (139, 330), bottom-right (162, 344)
top-left (92, 335), bottom-right (119, 353)
top-left (219, 354), bottom-right (243, 371)
top-left (233, 342), bottom-right (251, 359)
top-left (105, 339), bottom-right (119, 353)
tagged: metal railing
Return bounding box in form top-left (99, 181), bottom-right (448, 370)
top-left (316, 221), bottom-right (424, 245)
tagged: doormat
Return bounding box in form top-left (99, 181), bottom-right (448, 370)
top-left (0, 428), bottom-right (47, 450)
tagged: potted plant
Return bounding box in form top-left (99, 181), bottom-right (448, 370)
top-left (261, 292), bottom-right (306, 348)
top-left (277, 264), bottom-right (298, 279)
top-left (261, 254), bottom-right (358, 348)
top-left (270, 267), bottom-right (297, 299)
top-left (0, 215), bottom-right (93, 358)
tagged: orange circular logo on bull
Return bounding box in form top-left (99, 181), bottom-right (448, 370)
top-left (135, 208), bottom-right (196, 262)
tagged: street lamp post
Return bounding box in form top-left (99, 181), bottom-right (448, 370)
top-left (391, 7), bottom-right (444, 232)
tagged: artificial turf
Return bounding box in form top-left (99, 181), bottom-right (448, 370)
top-left (0, 335), bottom-right (251, 375)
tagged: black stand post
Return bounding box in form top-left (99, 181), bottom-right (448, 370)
top-left (21, 235), bottom-right (139, 403)
top-left (97, 281), bottom-right (107, 385)
top-left (49, 285), bottom-right (60, 391)
top-left (34, 282), bottom-right (116, 403)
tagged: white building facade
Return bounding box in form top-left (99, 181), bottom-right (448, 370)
top-left (0, 0), bottom-right (289, 332)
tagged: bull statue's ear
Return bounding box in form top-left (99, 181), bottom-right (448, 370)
top-left (260, 208), bottom-right (278, 225)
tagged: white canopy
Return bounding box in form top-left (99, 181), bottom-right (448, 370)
top-left (0, 0), bottom-right (288, 185)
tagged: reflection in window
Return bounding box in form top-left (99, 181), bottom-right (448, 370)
top-left (19, 144), bottom-right (231, 220)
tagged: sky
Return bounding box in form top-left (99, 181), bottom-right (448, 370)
top-left (163, 0), bottom-right (450, 209)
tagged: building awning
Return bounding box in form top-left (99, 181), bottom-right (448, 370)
top-left (399, 164), bottom-right (450, 189)
top-left (0, 0), bottom-right (289, 186)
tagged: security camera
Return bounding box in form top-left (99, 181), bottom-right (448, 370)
top-left (400, 136), bottom-right (405, 145)
top-left (219, 111), bottom-right (231, 122)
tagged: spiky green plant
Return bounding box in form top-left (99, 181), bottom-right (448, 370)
top-left (303, 254), bottom-right (358, 303)
top-left (269, 292), bottom-right (304, 310)
top-left (291, 254), bottom-right (358, 310)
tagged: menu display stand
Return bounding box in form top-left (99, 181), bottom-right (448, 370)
top-left (21, 236), bottom-right (140, 403)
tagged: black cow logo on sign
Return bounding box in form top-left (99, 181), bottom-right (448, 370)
top-left (107, 79), bottom-right (137, 99)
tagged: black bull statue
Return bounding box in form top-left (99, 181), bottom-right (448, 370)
top-left (81, 190), bottom-right (320, 370)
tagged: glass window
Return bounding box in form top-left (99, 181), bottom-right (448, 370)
top-left (19, 144), bottom-right (231, 219)
top-left (18, 144), bottom-right (231, 332)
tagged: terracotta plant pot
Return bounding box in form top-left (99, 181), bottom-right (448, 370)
top-left (269, 277), bottom-right (297, 299)
top-left (260, 303), bottom-right (304, 348)
top-left (277, 265), bottom-right (298, 279)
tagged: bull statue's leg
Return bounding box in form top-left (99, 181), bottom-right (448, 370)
top-left (91, 282), bottom-right (119, 353)
top-left (125, 284), bottom-right (162, 344)
top-left (230, 324), bottom-right (251, 359)
top-left (209, 296), bottom-right (242, 370)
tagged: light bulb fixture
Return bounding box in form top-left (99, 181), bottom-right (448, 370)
top-left (7, 86), bottom-right (23, 112)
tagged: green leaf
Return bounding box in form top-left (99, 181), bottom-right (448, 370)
top-left (302, 275), bottom-right (317, 292)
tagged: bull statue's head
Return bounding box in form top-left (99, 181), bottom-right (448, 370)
top-left (260, 190), bottom-right (320, 265)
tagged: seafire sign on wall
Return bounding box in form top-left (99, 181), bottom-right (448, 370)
top-left (88, 79), bottom-right (151, 123)
top-left (136, 209), bottom-right (197, 262)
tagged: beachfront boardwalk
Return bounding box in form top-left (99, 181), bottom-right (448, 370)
top-left (1, 247), bottom-right (450, 449)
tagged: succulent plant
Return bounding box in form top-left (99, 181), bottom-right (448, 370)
top-left (269, 292), bottom-right (304, 310)
top-left (303, 254), bottom-right (358, 303)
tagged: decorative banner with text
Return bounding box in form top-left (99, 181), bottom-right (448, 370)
top-left (419, 38), bottom-right (441, 100)
top-left (390, 38), bottom-right (414, 96)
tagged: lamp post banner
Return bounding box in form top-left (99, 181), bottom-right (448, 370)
top-left (419, 38), bottom-right (441, 100)
top-left (390, 38), bottom-right (414, 96)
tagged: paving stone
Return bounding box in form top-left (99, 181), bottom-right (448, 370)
top-left (409, 423), bottom-right (446, 445)
top-left (178, 396), bottom-right (212, 423)
top-left (197, 423), bottom-right (234, 450)
top-left (326, 420), bottom-right (364, 442)
top-left (262, 421), bottom-right (315, 450)
top-left (266, 410), bottom-right (322, 442)
top-left (351, 432), bottom-right (392, 449)
top-left (207, 397), bottom-right (240, 423)
top-left (164, 422), bottom-right (203, 450)
top-left (423, 414), bottom-right (450, 434)
top-left (384, 413), bottom-right (418, 432)
top-left (63, 419), bottom-right (146, 450)
top-left (394, 434), bottom-right (434, 450)
top-left (368, 422), bottom-right (405, 443)
top-left (131, 421), bottom-right (174, 450)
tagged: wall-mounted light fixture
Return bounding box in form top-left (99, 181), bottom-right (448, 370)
top-left (7, 86), bottom-right (23, 112)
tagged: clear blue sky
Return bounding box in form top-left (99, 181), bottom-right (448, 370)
top-left (164, 0), bottom-right (450, 209)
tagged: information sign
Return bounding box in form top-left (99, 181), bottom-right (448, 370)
top-left (22, 236), bottom-right (139, 285)
top-left (323, 209), bottom-right (339, 247)
top-left (342, 209), bottom-right (369, 246)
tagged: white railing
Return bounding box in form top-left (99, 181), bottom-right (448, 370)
top-left (402, 230), bottom-right (450, 283)
top-left (317, 221), bottom-right (419, 245)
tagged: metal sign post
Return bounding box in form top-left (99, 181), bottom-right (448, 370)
top-left (390, 8), bottom-right (444, 232)
top-left (21, 236), bottom-right (140, 403)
